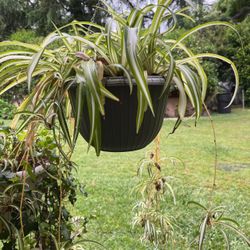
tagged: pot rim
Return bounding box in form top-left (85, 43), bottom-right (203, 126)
top-left (69, 76), bottom-right (166, 88)
top-left (103, 75), bottom-right (165, 86)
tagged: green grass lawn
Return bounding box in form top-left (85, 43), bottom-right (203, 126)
top-left (69, 108), bottom-right (250, 249)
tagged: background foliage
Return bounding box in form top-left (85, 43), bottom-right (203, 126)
top-left (0, 99), bottom-right (16, 119)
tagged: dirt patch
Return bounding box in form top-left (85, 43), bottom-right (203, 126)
top-left (218, 163), bottom-right (250, 172)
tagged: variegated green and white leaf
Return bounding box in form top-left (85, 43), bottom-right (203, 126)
top-left (171, 21), bottom-right (240, 51)
top-left (73, 82), bottom-right (85, 145)
top-left (199, 214), bottom-right (208, 250)
top-left (178, 65), bottom-right (202, 119)
top-left (124, 26), bottom-right (154, 118)
top-left (173, 76), bottom-right (187, 119)
top-left (106, 63), bottom-right (133, 94)
top-left (177, 53), bottom-right (239, 107)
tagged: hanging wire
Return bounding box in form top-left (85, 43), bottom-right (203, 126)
top-left (91, 0), bottom-right (101, 24)
top-left (87, 0), bottom-right (102, 34)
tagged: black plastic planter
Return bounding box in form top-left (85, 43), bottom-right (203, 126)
top-left (69, 76), bottom-right (168, 152)
top-left (217, 92), bottom-right (232, 114)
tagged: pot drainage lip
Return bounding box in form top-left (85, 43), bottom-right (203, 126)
top-left (218, 163), bottom-right (250, 172)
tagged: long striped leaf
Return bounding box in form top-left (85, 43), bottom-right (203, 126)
top-left (136, 90), bottom-right (147, 133)
top-left (218, 217), bottom-right (240, 227)
top-left (176, 12), bottom-right (195, 22)
top-left (93, 109), bottom-right (101, 156)
top-left (188, 201), bottom-right (208, 211)
top-left (171, 21), bottom-right (240, 51)
top-left (86, 91), bottom-right (95, 149)
top-left (127, 8), bottom-right (144, 28)
top-left (177, 53), bottom-right (239, 107)
top-left (121, 29), bottom-right (127, 66)
top-left (0, 40), bottom-right (41, 51)
top-left (105, 20), bottom-right (119, 64)
top-left (178, 65), bottom-right (202, 119)
top-left (0, 60), bottom-right (29, 75)
top-left (27, 32), bottom-right (68, 92)
top-left (217, 222), bottom-right (250, 247)
top-left (199, 214), bottom-right (208, 250)
top-left (107, 63), bottom-right (133, 94)
top-left (100, 86), bottom-right (119, 102)
top-left (73, 82), bottom-right (85, 145)
top-left (55, 101), bottom-right (73, 149)
top-left (161, 7), bottom-right (178, 35)
top-left (173, 76), bottom-right (187, 119)
top-left (149, 0), bottom-right (172, 35)
top-left (0, 55), bottom-right (31, 64)
top-left (0, 50), bottom-right (33, 58)
top-left (52, 22), bottom-right (74, 52)
top-left (58, 20), bottom-right (105, 32)
top-left (124, 26), bottom-right (154, 116)
top-left (166, 39), bottom-right (208, 101)
top-left (78, 61), bottom-right (104, 115)
top-left (27, 49), bottom-right (45, 92)
top-left (0, 63), bottom-right (29, 80)
top-left (0, 69), bottom-right (46, 95)
top-left (160, 52), bottom-right (175, 97)
top-left (219, 229), bottom-right (230, 250)
top-left (86, 90), bottom-right (101, 155)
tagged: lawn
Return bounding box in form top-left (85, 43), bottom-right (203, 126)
top-left (69, 108), bottom-right (250, 249)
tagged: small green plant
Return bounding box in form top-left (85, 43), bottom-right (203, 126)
top-left (132, 138), bottom-right (182, 248)
top-left (9, 29), bottom-right (43, 44)
top-left (0, 126), bottom-right (88, 249)
top-left (189, 201), bottom-right (250, 249)
top-left (0, 99), bottom-right (16, 119)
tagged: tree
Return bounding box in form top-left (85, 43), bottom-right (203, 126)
top-left (27, 0), bottom-right (69, 35)
top-left (68, 0), bottom-right (103, 24)
top-left (216, 0), bottom-right (250, 22)
top-left (0, 0), bottom-right (102, 38)
top-left (0, 0), bottom-right (28, 39)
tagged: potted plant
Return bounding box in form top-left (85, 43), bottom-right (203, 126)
top-left (0, 0), bottom-right (239, 155)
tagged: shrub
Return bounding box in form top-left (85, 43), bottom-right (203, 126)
top-left (0, 99), bottom-right (16, 119)
top-left (9, 29), bottom-right (43, 44)
top-left (0, 127), bottom-right (87, 249)
top-left (217, 16), bottom-right (250, 105)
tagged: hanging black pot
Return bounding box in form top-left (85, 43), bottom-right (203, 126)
top-left (217, 92), bottom-right (232, 114)
top-left (69, 76), bottom-right (168, 152)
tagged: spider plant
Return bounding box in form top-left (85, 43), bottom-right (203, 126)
top-left (189, 201), bottom-right (250, 249)
top-left (132, 149), bottom-right (179, 247)
top-left (0, 0), bottom-right (240, 155)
